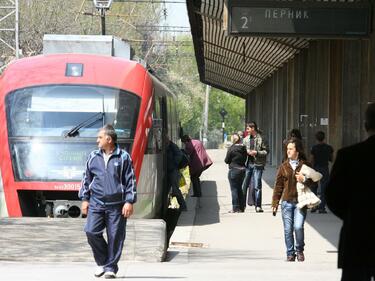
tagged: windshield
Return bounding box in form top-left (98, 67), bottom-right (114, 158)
top-left (5, 85), bottom-right (140, 181)
top-left (6, 85), bottom-right (140, 138)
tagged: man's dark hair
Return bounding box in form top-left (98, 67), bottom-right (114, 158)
top-left (315, 131), bottom-right (325, 142)
top-left (101, 124), bottom-right (117, 143)
top-left (181, 135), bottom-right (191, 143)
top-left (246, 121), bottom-right (257, 131)
top-left (365, 102), bottom-right (375, 132)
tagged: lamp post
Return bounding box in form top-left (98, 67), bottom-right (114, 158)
top-left (93, 0), bottom-right (113, 35)
top-left (219, 107), bottom-right (227, 143)
top-left (202, 85), bottom-right (210, 147)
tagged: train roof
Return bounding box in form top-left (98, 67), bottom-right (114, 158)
top-left (0, 54), bottom-right (149, 97)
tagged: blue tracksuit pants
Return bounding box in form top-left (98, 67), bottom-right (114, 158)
top-left (84, 201), bottom-right (126, 273)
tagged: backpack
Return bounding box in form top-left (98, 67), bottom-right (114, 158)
top-left (178, 149), bottom-right (190, 169)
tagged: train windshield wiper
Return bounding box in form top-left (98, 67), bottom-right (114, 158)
top-left (65, 112), bottom-right (105, 137)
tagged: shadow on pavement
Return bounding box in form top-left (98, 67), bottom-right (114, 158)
top-left (305, 212), bottom-right (341, 249)
top-left (194, 180), bottom-right (220, 226)
top-left (262, 165), bottom-right (277, 189)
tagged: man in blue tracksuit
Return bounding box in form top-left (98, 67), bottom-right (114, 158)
top-left (79, 124), bottom-right (136, 279)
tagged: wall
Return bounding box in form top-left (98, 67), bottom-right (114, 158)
top-left (246, 37), bottom-right (375, 166)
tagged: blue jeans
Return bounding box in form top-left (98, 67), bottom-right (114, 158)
top-left (242, 164), bottom-right (264, 208)
top-left (228, 168), bottom-right (246, 211)
top-left (281, 200), bottom-right (307, 257)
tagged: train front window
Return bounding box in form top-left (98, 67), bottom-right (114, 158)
top-left (5, 85), bottom-right (140, 181)
top-left (6, 85), bottom-right (140, 138)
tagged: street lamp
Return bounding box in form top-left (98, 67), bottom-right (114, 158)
top-left (92, 0), bottom-right (113, 35)
top-left (219, 107), bottom-right (228, 143)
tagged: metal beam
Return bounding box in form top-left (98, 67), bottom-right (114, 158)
top-left (204, 40), bottom-right (279, 68)
top-left (0, 0), bottom-right (18, 59)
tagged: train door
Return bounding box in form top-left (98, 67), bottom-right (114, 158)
top-left (159, 96), bottom-right (169, 218)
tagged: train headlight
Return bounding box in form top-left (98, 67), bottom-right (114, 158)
top-left (65, 63), bottom-right (83, 77)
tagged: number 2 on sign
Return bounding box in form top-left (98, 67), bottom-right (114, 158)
top-left (241, 16), bottom-right (250, 29)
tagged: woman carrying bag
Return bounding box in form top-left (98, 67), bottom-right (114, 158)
top-left (271, 138), bottom-right (315, 262)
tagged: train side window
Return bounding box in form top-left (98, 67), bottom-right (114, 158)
top-left (146, 97), bottom-right (162, 154)
top-left (154, 95), bottom-right (161, 119)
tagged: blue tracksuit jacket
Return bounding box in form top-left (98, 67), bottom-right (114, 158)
top-left (79, 145), bottom-right (137, 205)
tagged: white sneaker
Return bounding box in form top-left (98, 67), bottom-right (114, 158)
top-left (104, 272), bottom-right (116, 279)
top-left (94, 266), bottom-right (105, 277)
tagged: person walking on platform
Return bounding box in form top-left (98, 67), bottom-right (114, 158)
top-left (79, 124), bottom-right (137, 279)
top-left (310, 131), bottom-right (333, 214)
top-left (225, 133), bottom-right (247, 213)
top-left (166, 135), bottom-right (187, 211)
top-left (326, 103), bottom-right (375, 281)
top-left (242, 121), bottom-right (269, 212)
top-left (272, 138), bottom-right (315, 262)
top-left (181, 135), bottom-right (213, 197)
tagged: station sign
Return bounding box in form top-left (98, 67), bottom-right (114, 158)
top-left (224, 0), bottom-right (372, 38)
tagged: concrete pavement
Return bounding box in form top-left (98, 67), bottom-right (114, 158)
top-left (169, 149), bottom-right (342, 280)
top-left (0, 149), bottom-right (343, 281)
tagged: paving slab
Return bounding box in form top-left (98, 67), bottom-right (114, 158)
top-left (0, 218), bottom-right (166, 262)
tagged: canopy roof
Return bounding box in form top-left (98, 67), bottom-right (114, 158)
top-left (187, 0), bottom-right (365, 98)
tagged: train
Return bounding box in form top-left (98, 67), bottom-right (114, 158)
top-left (0, 35), bottom-right (180, 219)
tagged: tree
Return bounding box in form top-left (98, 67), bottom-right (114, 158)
top-left (159, 34), bottom-right (245, 144)
top-left (1, 1), bottom-right (246, 146)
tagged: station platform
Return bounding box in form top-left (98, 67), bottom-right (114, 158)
top-left (0, 149), bottom-right (342, 281)
top-left (169, 149), bottom-right (342, 280)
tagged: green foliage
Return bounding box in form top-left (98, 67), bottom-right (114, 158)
top-left (156, 34), bottom-right (246, 143)
top-left (208, 88), bottom-right (245, 136)
top-left (1, 1), bottom-right (246, 145)
top-left (14, 0), bottom-right (163, 58)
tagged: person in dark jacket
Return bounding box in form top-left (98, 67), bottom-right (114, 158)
top-left (166, 135), bottom-right (187, 211)
top-left (326, 103), bottom-right (375, 281)
top-left (272, 138), bottom-right (315, 262)
top-left (310, 131), bottom-right (334, 213)
top-left (181, 135), bottom-right (213, 197)
top-left (225, 133), bottom-right (247, 213)
top-left (79, 124), bottom-right (137, 279)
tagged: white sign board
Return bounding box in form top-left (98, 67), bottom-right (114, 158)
top-left (320, 118), bottom-right (329, 126)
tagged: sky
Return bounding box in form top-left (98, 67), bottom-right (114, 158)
top-left (165, 2), bottom-right (190, 28)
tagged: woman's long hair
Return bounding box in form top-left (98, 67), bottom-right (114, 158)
top-left (286, 137), bottom-right (307, 161)
top-left (231, 133), bottom-right (241, 145)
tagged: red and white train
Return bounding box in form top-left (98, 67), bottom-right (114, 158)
top-left (0, 46), bottom-right (179, 218)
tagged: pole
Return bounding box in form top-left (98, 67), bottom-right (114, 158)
top-left (100, 9), bottom-right (106, 35)
top-left (15, 0), bottom-right (19, 59)
top-left (203, 85), bottom-right (210, 147)
top-left (222, 116), bottom-right (225, 143)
